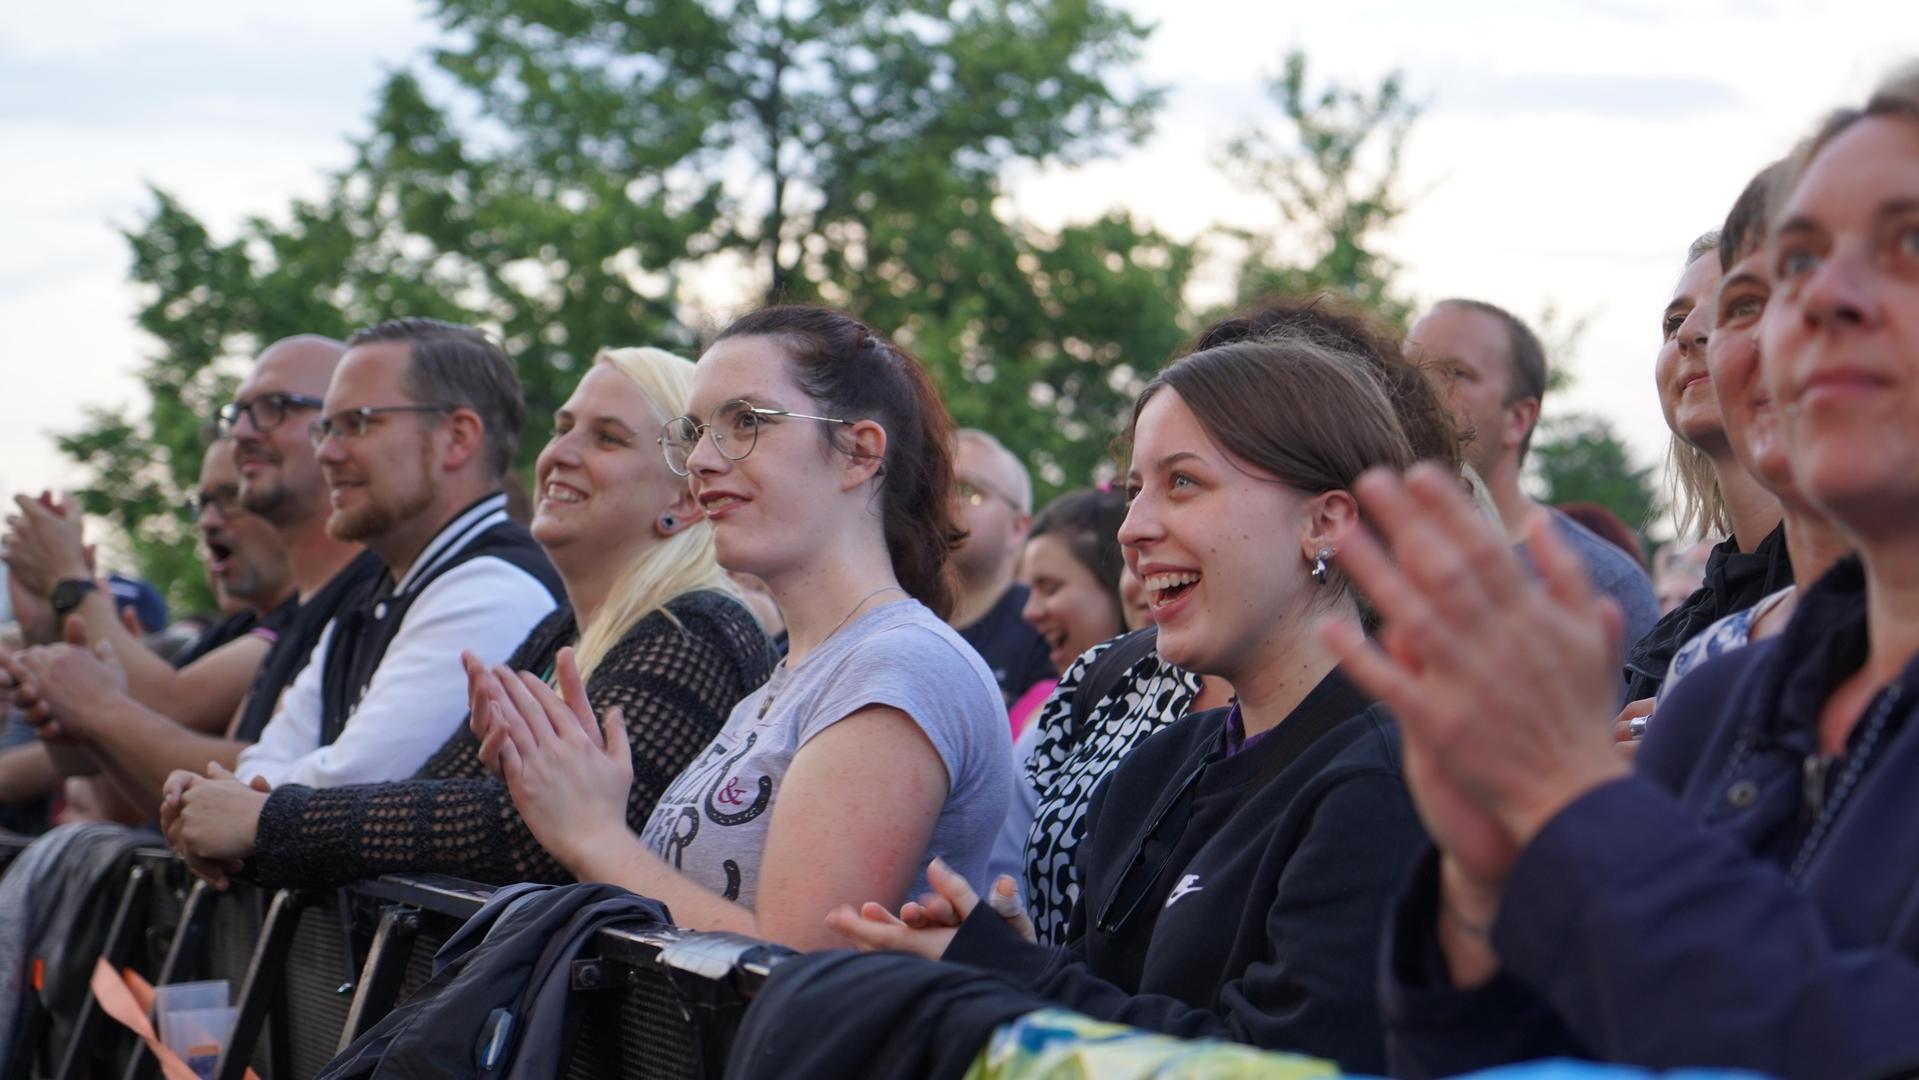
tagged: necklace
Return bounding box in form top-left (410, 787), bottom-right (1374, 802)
top-left (757, 584), bottom-right (906, 719)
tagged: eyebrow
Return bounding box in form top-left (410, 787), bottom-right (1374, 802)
top-left (1663, 297), bottom-right (1693, 319)
top-left (1147, 450), bottom-right (1207, 472)
top-left (1875, 197), bottom-right (1919, 223)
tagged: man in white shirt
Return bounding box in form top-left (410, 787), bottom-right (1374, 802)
top-left (163, 319), bottom-right (561, 868)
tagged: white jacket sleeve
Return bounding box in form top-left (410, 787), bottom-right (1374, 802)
top-left (241, 558), bottom-right (556, 789)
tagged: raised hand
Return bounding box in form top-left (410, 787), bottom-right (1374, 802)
top-left (2, 492), bottom-right (90, 596)
top-left (490, 648), bottom-right (634, 871)
top-left (1321, 465), bottom-right (1628, 851)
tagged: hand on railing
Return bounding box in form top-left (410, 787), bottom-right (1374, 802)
top-left (161, 762), bottom-right (270, 889)
top-left (824, 856), bottom-right (1034, 961)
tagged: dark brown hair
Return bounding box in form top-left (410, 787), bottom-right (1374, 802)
top-left (715, 306), bottom-right (964, 619)
top-left (1029, 486), bottom-right (1129, 618)
top-left (1130, 330), bottom-right (1421, 620)
top-left (1720, 162), bottom-right (1786, 272)
top-left (346, 317), bottom-right (524, 479)
top-left (1188, 294), bottom-right (1462, 470)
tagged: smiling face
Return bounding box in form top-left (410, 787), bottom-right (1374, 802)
top-left (229, 342), bottom-right (336, 527)
top-left (1760, 114), bottom-right (1919, 539)
top-left (531, 363), bottom-right (682, 560)
top-left (1018, 532), bottom-right (1124, 672)
top-left (315, 342), bottom-right (441, 544)
top-left (680, 335), bottom-right (856, 580)
top-left (1707, 245), bottom-right (1798, 504)
top-left (1117, 389), bottom-right (1322, 681)
top-left (1655, 253), bottom-right (1729, 454)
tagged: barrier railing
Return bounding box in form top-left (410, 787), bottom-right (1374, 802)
top-left (0, 833), bottom-right (793, 1079)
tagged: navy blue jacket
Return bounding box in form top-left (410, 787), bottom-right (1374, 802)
top-left (1381, 556), bottom-right (1919, 1080)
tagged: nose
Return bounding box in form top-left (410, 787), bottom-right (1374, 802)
top-left (314, 428), bottom-right (348, 466)
top-left (1020, 583), bottom-right (1045, 628)
top-left (683, 423), bottom-right (728, 476)
top-left (1116, 489), bottom-right (1159, 552)
top-left (1797, 245), bottom-right (1876, 333)
top-left (1675, 302), bottom-right (1712, 358)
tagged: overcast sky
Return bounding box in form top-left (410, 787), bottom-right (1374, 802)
top-left (5, 0), bottom-right (1916, 535)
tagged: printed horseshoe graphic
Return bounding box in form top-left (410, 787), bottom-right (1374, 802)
top-left (703, 732), bottom-right (772, 826)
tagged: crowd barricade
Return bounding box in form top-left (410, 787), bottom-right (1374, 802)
top-left (0, 834), bottom-right (793, 1079)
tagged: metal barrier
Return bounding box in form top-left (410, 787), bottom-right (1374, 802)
top-left (0, 835), bottom-right (793, 1079)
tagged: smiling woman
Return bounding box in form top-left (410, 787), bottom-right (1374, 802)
top-left (826, 326), bottom-right (1448, 1074)
top-left (477, 306), bottom-right (1012, 953)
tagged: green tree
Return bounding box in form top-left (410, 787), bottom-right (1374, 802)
top-left (69, 0), bottom-right (1170, 604)
top-left (1529, 413), bottom-right (1661, 538)
top-left (1219, 50), bottom-right (1422, 324)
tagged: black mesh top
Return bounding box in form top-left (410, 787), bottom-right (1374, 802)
top-left (250, 589), bottom-right (776, 889)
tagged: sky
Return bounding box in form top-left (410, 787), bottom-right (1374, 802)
top-left (4, 0), bottom-right (1917, 532)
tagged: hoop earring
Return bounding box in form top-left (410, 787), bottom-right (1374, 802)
top-left (1311, 547), bottom-right (1334, 586)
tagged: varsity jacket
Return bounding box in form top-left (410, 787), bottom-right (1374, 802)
top-left (943, 670), bottom-right (1427, 1074)
top-left (237, 493), bottom-right (561, 788)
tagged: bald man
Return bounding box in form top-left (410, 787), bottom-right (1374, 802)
top-left (3, 335), bottom-right (381, 811)
top-left (948, 429), bottom-right (1054, 709)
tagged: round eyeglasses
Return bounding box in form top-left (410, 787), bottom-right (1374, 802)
top-left (215, 392), bottom-right (325, 436)
top-left (659, 400), bottom-right (855, 477)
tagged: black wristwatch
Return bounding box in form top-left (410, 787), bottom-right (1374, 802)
top-left (48, 578), bottom-right (99, 619)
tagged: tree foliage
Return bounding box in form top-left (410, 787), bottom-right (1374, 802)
top-left (1219, 50), bottom-right (1421, 324)
top-left (1529, 413), bottom-right (1662, 538)
top-left (67, 0), bottom-right (1170, 607)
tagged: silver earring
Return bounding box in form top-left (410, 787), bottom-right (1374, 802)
top-left (1311, 547), bottom-right (1334, 585)
top-left (660, 514), bottom-right (678, 531)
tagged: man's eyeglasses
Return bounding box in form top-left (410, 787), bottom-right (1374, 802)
top-left (308, 404), bottom-right (453, 449)
top-left (658, 400), bottom-right (855, 477)
top-left (955, 480), bottom-right (1012, 509)
top-left (215, 392), bottom-right (325, 436)
top-left (188, 486), bottom-right (241, 519)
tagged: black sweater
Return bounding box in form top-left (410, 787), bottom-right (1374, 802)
top-left (942, 670), bottom-right (1426, 1074)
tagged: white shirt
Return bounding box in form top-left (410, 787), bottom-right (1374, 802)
top-left (236, 495), bottom-right (558, 788)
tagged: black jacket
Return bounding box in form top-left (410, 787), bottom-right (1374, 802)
top-left (1383, 555), bottom-right (1919, 1080)
top-left (1622, 524), bottom-right (1790, 702)
top-left (943, 670), bottom-right (1425, 1074)
top-left (318, 883), bottom-right (673, 1079)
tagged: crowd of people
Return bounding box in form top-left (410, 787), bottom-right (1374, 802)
top-left (1, 63), bottom-right (1917, 1080)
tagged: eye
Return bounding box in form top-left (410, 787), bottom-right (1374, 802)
top-left (598, 430), bottom-right (630, 447)
top-left (1662, 310), bottom-right (1687, 340)
top-left (1123, 483), bottom-right (1142, 504)
top-left (1775, 245), bottom-right (1819, 281)
top-left (1170, 472), bottom-right (1196, 491)
top-left (1720, 293), bottom-right (1766, 325)
top-left (1898, 225), bottom-right (1919, 260)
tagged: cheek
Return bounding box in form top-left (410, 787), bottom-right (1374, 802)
top-left (1653, 341), bottom-right (1681, 400)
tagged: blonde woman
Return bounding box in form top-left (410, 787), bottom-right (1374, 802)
top-left (169, 346), bottom-right (778, 887)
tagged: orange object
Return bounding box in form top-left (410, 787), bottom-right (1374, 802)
top-left (87, 959), bottom-right (260, 1080)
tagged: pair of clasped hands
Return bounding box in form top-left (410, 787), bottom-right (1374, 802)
top-left (827, 465), bottom-right (1629, 984)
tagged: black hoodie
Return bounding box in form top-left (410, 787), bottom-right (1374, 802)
top-left (941, 670), bottom-right (1426, 1075)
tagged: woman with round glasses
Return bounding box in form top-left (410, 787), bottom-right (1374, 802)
top-left (823, 326), bottom-right (1440, 1073)
top-left (161, 346), bottom-right (778, 891)
top-left (479, 305), bottom-right (1012, 951)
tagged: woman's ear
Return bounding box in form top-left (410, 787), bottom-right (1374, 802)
top-left (1299, 488), bottom-right (1361, 566)
top-left (839, 419), bottom-right (889, 492)
top-left (655, 482), bottom-right (704, 537)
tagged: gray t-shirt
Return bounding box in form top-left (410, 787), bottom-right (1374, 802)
top-left (638, 598), bottom-right (1012, 910)
top-left (1547, 508), bottom-right (1660, 698)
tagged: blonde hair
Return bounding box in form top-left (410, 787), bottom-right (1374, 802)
top-left (1664, 232), bottom-right (1732, 541)
top-left (571, 346), bottom-right (737, 681)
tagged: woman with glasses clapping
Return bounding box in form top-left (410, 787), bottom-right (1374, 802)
top-left (478, 306), bottom-right (1012, 952)
top-left (825, 326), bottom-right (1444, 1074)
